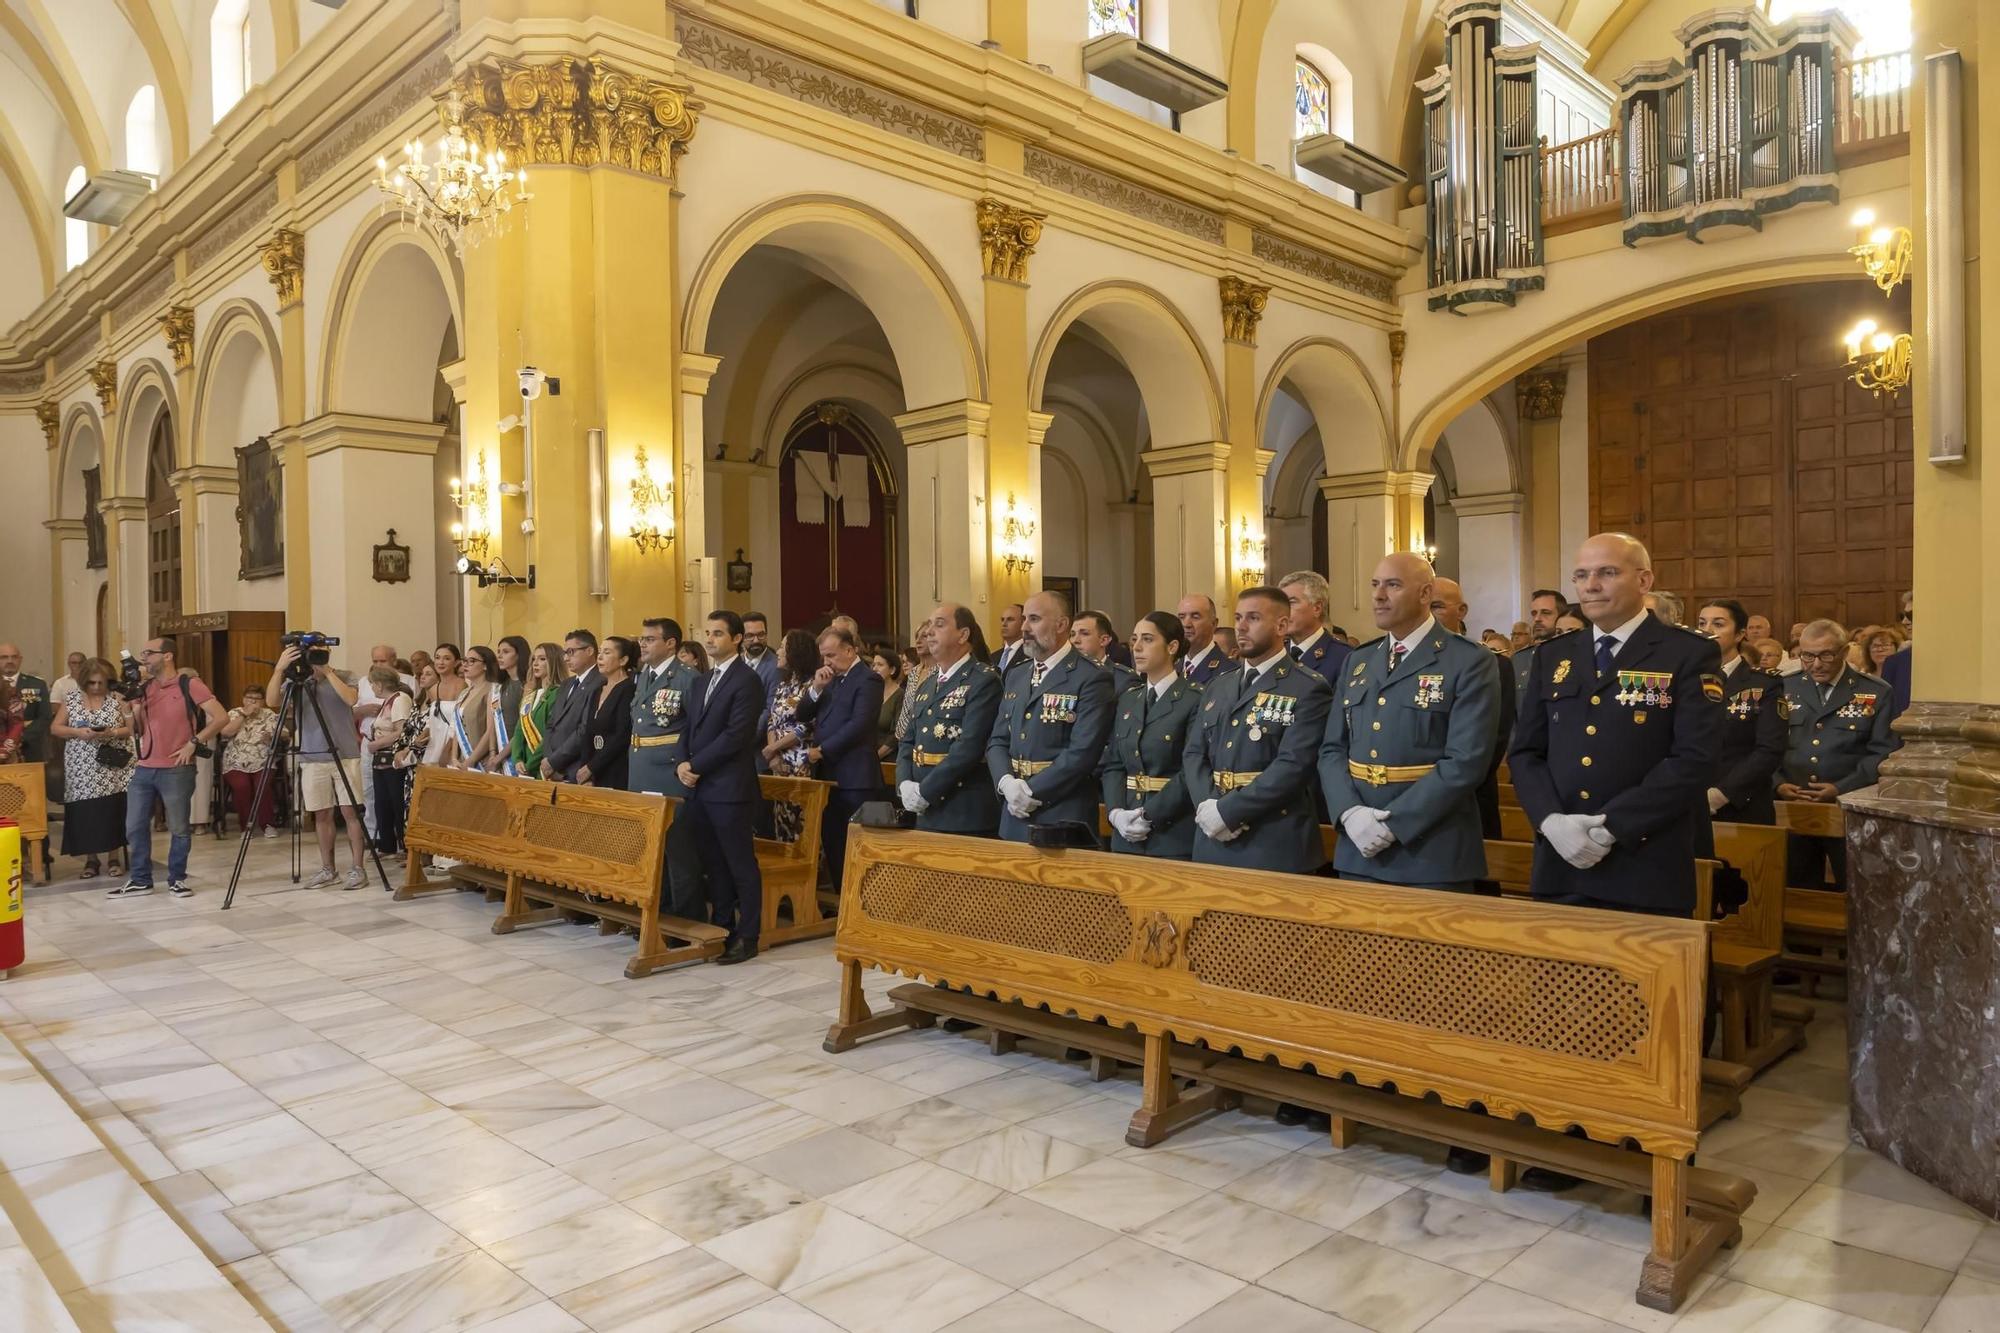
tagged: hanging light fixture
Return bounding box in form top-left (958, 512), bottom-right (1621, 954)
top-left (1235, 516), bottom-right (1268, 586)
top-left (1846, 209), bottom-right (1912, 294)
top-left (625, 445), bottom-right (675, 554)
top-left (375, 96), bottom-right (529, 252)
top-left (1841, 319), bottom-right (1912, 398)
top-left (997, 494), bottom-right (1037, 575)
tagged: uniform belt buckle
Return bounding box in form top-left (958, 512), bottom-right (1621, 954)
top-left (1366, 763), bottom-right (1389, 786)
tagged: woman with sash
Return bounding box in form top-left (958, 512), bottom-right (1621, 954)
top-left (454, 646), bottom-right (499, 769)
top-left (509, 642), bottom-right (567, 777)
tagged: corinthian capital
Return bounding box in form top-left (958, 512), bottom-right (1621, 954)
top-left (976, 198), bottom-right (1045, 283)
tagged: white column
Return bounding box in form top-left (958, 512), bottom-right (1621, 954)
top-left (679, 353), bottom-right (721, 625)
top-left (44, 519), bottom-right (87, 661)
top-left (1141, 442), bottom-right (1230, 609)
top-left (896, 400), bottom-right (993, 615)
top-left (296, 413), bottom-right (444, 651)
top-left (1451, 490), bottom-right (1528, 634)
top-left (1556, 353), bottom-right (1591, 567)
top-left (100, 498), bottom-right (148, 649)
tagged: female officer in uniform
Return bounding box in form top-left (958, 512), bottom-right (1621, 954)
top-left (1101, 612), bottom-right (1202, 858)
top-left (1694, 599), bottom-right (1784, 825)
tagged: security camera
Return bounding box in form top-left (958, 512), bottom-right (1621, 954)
top-left (518, 367), bottom-right (545, 400)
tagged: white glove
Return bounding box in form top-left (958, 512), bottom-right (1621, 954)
top-left (1541, 813), bottom-right (1611, 869)
top-left (1109, 807), bottom-right (1152, 842)
top-left (898, 780), bottom-right (928, 814)
top-left (1195, 799), bottom-right (1238, 841)
top-left (1707, 787), bottom-right (1729, 814)
top-left (1586, 823), bottom-right (1616, 849)
top-left (1340, 806), bottom-right (1395, 858)
top-left (997, 775), bottom-right (1041, 819)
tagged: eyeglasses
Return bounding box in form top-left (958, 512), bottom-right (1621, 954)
top-left (1796, 649), bottom-right (1844, 664)
top-left (140, 648), bottom-right (165, 658)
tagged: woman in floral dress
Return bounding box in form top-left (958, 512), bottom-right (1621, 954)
top-left (50, 660), bottom-right (132, 879)
top-left (761, 630), bottom-right (820, 843)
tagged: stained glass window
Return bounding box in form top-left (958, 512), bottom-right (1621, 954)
top-left (1088, 0), bottom-right (1140, 39)
top-left (1295, 58), bottom-right (1331, 139)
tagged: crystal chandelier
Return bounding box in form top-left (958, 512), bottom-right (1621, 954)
top-left (375, 97), bottom-right (529, 252)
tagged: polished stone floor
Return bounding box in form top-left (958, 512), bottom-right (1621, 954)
top-left (0, 835), bottom-right (1995, 1332)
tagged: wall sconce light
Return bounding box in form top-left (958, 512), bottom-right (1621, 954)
top-left (1847, 209), bottom-right (1912, 294)
top-left (626, 444), bottom-right (675, 554)
top-left (1235, 516), bottom-right (1267, 586)
top-left (1415, 542), bottom-right (1439, 563)
top-left (447, 453), bottom-right (492, 562)
top-left (1842, 319), bottom-right (1912, 398)
top-left (998, 492), bottom-right (1036, 575)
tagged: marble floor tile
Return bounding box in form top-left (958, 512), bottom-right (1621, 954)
top-left (625, 1164), bottom-right (808, 1244)
top-left (1492, 1228), bottom-right (1709, 1332)
top-left (745, 1125), bottom-right (916, 1198)
top-left (224, 1170), bottom-right (416, 1253)
top-left (503, 1104), bottom-right (662, 1167)
top-left (1925, 1271), bottom-right (2000, 1333)
top-left (318, 1250), bottom-right (543, 1333)
top-left (1777, 1184), bottom-right (1986, 1269)
top-left (1705, 1127), bottom-right (1852, 1182)
top-left (940, 1070), bottom-right (1095, 1123)
top-left (1023, 1235), bottom-right (1242, 1333)
top-left (1021, 1156), bottom-right (1210, 1232)
top-left (826, 1161), bottom-right (1002, 1239)
top-left (160, 1109), bottom-right (321, 1173)
top-left (1130, 1192), bottom-right (1331, 1281)
top-left (65, 1254), bottom-right (271, 1333)
top-left (268, 1206), bottom-right (475, 1305)
top-left (699, 1295), bottom-right (845, 1332)
top-left (0, 1239), bottom-right (83, 1333)
top-left (428, 1166), bottom-right (615, 1248)
top-left (934, 1125), bottom-right (1099, 1192)
top-left (465, 1299), bottom-right (587, 1332)
top-left (776, 1070), bottom-right (932, 1126)
top-left (553, 1244), bottom-right (772, 1332)
top-left (791, 1240), bottom-right (1009, 1333)
top-left (1816, 1148), bottom-right (1994, 1222)
top-left (370, 1132), bottom-right (552, 1208)
top-left (1669, 1278), bottom-right (1909, 1331)
top-left (851, 1095), bottom-right (1009, 1157)
top-left (700, 1199), bottom-right (902, 1294)
top-left (199, 1135), bottom-right (360, 1206)
top-left (487, 1203), bottom-right (688, 1298)
top-left (918, 1195), bottom-right (1117, 1288)
top-left (1959, 1226), bottom-right (2000, 1283)
top-left (1021, 1095), bottom-right (1145, 1156)
top-left (871, 1051), bottom-right (1020, 1097)
top-left (938, 1290), bottom-right (1109, 1332)
top-left (1344, 1186), bottom-right (1552, 1277)
top-left (1420, 1281), bottom-right (1626, 1332)
top-left (1726, 1225), bottom-right (1955, 1331)
top-left (563, 1132), bottom-right (732, 1202)
top-left (1220, 1153), bottom-right (1410, 1230)
top-left (683, 1100), bottom-right (826, 1162)
top-left (1261, 1232), bottom-right (1481, 1333)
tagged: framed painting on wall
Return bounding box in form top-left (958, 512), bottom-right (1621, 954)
top-left (236, 436), bottom-right (284, 580)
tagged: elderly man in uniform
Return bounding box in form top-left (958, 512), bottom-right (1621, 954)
top-left (1778, 619), bottom-right (1899, 891)
top-left (1176, 594), bottom-right (1229, 686)
top-left (987, 591), bottom-right (1115, 844)
top-left (897, 604), bottom-right (1003, 835)
top-left (1510, 533), bottom-right (1723, 918)
top-left (1278, 571), bottom-right (1351, 684)
top-left (629, 617), bottom-right (705, 919)
top-left (1430, 576), bottom-right (1516, 843)
top-left (1184, 585), bottom-right (1331, 872)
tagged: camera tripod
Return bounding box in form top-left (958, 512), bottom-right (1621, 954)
top-left (221, 670), bottom-right (391, 909)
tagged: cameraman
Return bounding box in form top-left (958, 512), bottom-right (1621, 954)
top-left (269, 644), bottom-right (371, 890)
top-left (119, 637), bottom-right (226, 898)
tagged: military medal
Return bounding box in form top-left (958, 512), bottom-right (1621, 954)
top-left (1414, 674), bottom-right (1445, 708)
top-left (934, 723), bottom-right (946, 737)
top-left (1248, 725), bottom-right (1263, 741)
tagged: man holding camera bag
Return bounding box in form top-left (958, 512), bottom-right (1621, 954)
top-left (118, 637), bottom-right (226, 898)
top-left (269, 642), bottom-right (372, 890)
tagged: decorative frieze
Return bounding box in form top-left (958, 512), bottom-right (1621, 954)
top-left (0, 369), bottom-right (44, 396)
top-left (161, 306), bottom-right (195, 371)
top-left (1025, 147), bottom-right (1224, 245)
top-left (89, 361), bottom-right (119, 415)
top-left (674, 17), bottom-right (982, 161)
top-left (1249, 230), bottom-right (1396, 305)
top-left (55, 327), bottom-right (101, 376)
top-left (446, 56), bottom-right (702, 181)
top-left (36, 400), bottom-right (61, 446)
top-left (300, 47), bottom-right (454, 186)
top-left (112, 266), bottom-right (175, 332)
top-left (1516, 368), bottom-right (1569, 420)
top-left (976, 198), bottom-right (1044, 283)
top-left (1219, 276), bottom-right (1270, 346)
top-left (260, 229), bottom-right (306, 309)
top-left (188, 180), bottom-right (279, 273)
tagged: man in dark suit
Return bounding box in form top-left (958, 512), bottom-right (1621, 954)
top-left (1510, 533), bottom-right (1724, 918)
top-left (1278, 570), bottom-right (1351, 684)
top-left (1176, 594), bottom-right (1229, 686)
top-left (897, 605), bottom-right (1003, 834)
top-left (986, 591), bottom-right (1115, 844)
top-left (540, 630), bottom-right (602, 782)
top-left (1430, 577), bottom-right (1516, 842)
top-left (679, 611), bottom-right (766, 964)
top-left (991, 603), bottom-right (1030, 678)
top-left (792, 624), bottom-right (884, 892)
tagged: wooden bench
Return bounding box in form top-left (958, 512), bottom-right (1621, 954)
top-left (398, 766), bottom-right (725, 977)
top-left (826, 825), bottom-right (1753, 1313)
top-left (0, 764), bottom-right (48, 884)
top-left (1776, 801), bottom-right (1848, 993)
top-left (758, 774), bottom-right (835, 946)
top-left (1709, 823), bottom-right (1809, 1071)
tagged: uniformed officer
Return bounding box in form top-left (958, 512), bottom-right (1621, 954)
top-left (1102, 612), bottom-right (1202, 858)
top-left (1175, 595), bottom-right (1229, 686)
top-left (896, 604), bottom-right (1004, 835)
top-left (1509, 533), bottom-right (1724, 917)
top-left (628, 617), bottom-right (705, 918)
top-left (1321, 553), bottom-right (1500, 893)
top-left (1429, 576), bottom-right (1516, 845)
top-left (1514, 589), bottom-right (1566, 695)
top-left (1184, 585), bottom-right (1332, 871)
top-left (1071, 610), bottom-right (1138, 694)
top-left (986, 591), bottom-right (1115, 843)
top-left (1778, 618), bottom-right (1900, 890)
top-left (1278, 571), bottom-right (1351, 684)
top-left (1693, 599), bottom-right (1785, 826)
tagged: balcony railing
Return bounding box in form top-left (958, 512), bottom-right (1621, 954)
top-left (1541, 127), bottom-right (1621, 227)
top-left (1835, 51), bottom-right (1911, 150)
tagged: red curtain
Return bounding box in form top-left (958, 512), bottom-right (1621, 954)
top-left (777, 418), bottom-right (891, 639)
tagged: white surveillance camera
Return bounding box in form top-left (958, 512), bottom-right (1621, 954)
top-left (518, 367), bottom-right (546, 400)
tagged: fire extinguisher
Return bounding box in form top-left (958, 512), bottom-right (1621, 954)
top-left (0, 817), bottom-right (23, 976)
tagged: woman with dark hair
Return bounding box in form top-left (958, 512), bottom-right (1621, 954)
top-left (870, 642), bottom-right (905, 760)
top-left (577, 636), bottom-right (637, 788)
top-left (456, 645), bottom-right (500, 769)
top-left (1100, 612), bottom-right (1202, 858)
top-left (762, 628), bottom-right (820, 841)
top-left (491, 635), bottom-right (532, 766)
top-left (678, 640), bottom-right (709, 674)
top-left (1695, 598), bottom-right (1785, 825)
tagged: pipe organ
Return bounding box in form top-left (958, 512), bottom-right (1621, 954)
top-left (1620, 8), bottom-right (1854, 247)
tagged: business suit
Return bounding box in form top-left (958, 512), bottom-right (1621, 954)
top-left (1184, 656), bottom-right (1332, 872)
top-left (684, 659), bottom-right (767, 946)
top-left (542, 667), bottom-right (602, 780)
top-left (629, 659), bottom-right (704, 918)
top-left (745, 648), bottom-right (780, 781)
top-left (1509, 614), bottom-right (1724, 917)
top-left (1180, 644), bottom-right (1229, 687)
top-left (579, 677), bottom-right (635, 789)
top-left (896, 658), bottom-right (1004, 834)
top-left (992, 640), bottom-right (1031, 679)
top-left (1100, 675), bottom-right (1201, 858)
top-left (794, 660), bottom-right (885, 891)
top-left (985, 649), bottom-right (1115, 843)
top-left (1711, 657), bottom-right (1785, 826)
top-left (1880, 646), bottom-right (1912, 718)
top-left (1779, 665), bottom-right (1899, 890)
top-left (1319, 624), bottom-right (1500, 890)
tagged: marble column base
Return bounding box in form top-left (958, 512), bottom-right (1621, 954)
top-left (1844, 792), bottom-right (2000, 1221)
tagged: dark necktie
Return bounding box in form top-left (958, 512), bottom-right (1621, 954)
top-left (1288, 643), bottom-right (1303, 661)
top-left (1595, 635), bottom-right (1617, 678)
top-left (1137, 685), bottom-right (1153, 729)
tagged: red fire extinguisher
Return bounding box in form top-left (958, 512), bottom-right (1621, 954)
top-left (0, 817), bottom-right (24, 976)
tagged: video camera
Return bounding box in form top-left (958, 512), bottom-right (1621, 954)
top-left (114, 650), bottom-right (145, 700)
top-left (280, 631), bottom-right (341, 682)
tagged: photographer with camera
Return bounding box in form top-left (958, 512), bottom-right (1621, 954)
top-left (118, 637), bottom-right (226, 898)
top-left (268, 637), bottom-right (371, 890)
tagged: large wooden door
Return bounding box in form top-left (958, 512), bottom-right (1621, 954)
top-left (777, 405), bottom-right (896, 642)
top-left (144, 414), bottom-right (182, 635)
top-left (1588, 281), bottom-right (1911, 632)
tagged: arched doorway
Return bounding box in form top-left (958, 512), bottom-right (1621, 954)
top-left (144, 413), bottom-right (181, 632)
top-left (776, 404), bottom-right (896, 639)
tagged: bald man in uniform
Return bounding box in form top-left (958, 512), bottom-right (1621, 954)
top-left (1176, 594), bottom-right (1229, 686)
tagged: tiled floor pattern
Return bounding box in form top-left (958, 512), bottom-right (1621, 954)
top-left (0, 837), bottom-right (1994, 1332)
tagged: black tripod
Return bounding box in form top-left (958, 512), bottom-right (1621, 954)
top-left (221, 670), bottom-right (390, 909)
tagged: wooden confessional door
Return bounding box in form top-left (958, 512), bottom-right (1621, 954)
top-left (144, 414), bottom-right (182, 635)
top-left (777, 406), bottom-right (895, 641)
top-left (1588, 282), bottom-right (1912, 633)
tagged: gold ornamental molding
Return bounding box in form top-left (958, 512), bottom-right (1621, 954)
top-left (976, 198), bottom-right (1045, 283)
top-left (1220, 276), bottom-right (1271, 347)
top-left (1517, 368), bottom-right (1568, 421)
top-left (88, 360), bottom-right (119, 415)
top-left (260, 230), bottom-right (306, 309)
top-left (36, 399), bottom-right (61, 447)
top-left (160, 306), bottom-right (195, 371)
top-left (1389, 330), bottom-right (1407, 389)
top-left (447, 57), bottom-right (701, 181)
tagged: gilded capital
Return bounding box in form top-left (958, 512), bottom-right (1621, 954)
top-left (1517, 368), bottom-right (1568, 421)
top-left (36, 399), bottom-right (61, 447)
top-left (447, 57), bottom-right (701, 180)
top-left (1220, 275), bottom-right (1270, 347)
top-left (976, 197), bottom-right (1044, 283)
top-left (88, 360), bottom-right (119, 415)
top-left (260, 230), bottom-right (305, 309)
top-left (1389, 330), bottom-right (1407, 388)
top-left (161, 305), bottom-right (195, 371)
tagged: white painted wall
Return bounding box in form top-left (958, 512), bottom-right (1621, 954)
top-left (0, 415), bottom-right (55, 672)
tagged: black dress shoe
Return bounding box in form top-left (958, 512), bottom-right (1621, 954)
top-left (1445, 1146), bottom-right (1490, 1175)
top-left (715, 939), bottom-right (759, 966)
top-left (1274, 1102), bottom-right (1311, 1126)
top-left (1520, 1167), bottom-right (1582, 1192)
top-left (940, 1017), bottom-right (979, 1033)
top-left (1064, 1048), bottom-right (1090, 1061)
